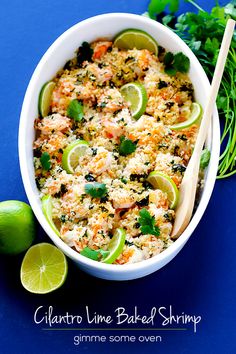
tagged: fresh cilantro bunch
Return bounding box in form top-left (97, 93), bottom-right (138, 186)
top-left (147, 0), bottom-right (236, 179)
top-left (138, 208), bottom-right (160, 237)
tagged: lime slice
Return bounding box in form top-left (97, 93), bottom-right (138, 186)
top-left (20, 243), bottom-right (68, 294)
top-left (120, 82), bottom-right (148, 119)
top-left (62, 140), bottom-right (89, 174)
top-left (38, 81), bottom-right (56, 117)
top-left (114, 29), bottom-right (158, 55)
top-left (147, 171), bottom-right (179, 209)
top-left (41, 195), bottom-right (60, 237)
top-left (102, 228), bottom-right (126, 264)
top-left (170, 102), bottom-right (202, 130)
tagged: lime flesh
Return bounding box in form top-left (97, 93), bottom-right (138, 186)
top-left (114, 29), bottom-right (158, 55)
top-left (20, 243), bottom-right (68, 294)
top-left (102, 228), bottom-right (126, 264)
top-left (147, 171), bottom-right (179, 209)
top-left (170, 102), bottom-right (202, 130)
top-left (120, 82), bottom-right (148, 119)
top-left (38, 81), bottom-right (55, 117)
top-left (62, 140), bottom-right (89, 174)
top-left (0, 200), bottom-right (35, 255)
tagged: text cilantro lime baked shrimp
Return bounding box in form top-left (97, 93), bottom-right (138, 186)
top-left (34, 30), bottom-right (200, 265)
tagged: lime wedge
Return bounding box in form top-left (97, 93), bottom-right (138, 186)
top-left (120, 82), bottom-right (148, 119)
top-left (114, 29), bottom-right (158, 55)
top-left (102, 228), bottom-right (126, 264)
top-left (147, 171), bottom-right (179, 209)
top-left (62, 140), bottom-right (89, 174)
top-left (170, 102), bottom-right (202, 130)
top-left (41, 195), bottom-right (60, 237)
top-left (20, 243), bottom-right (68, 294)
top-left (38, 81), bottom-right (56, 117)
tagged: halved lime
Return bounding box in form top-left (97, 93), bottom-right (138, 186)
top-left (62, 140), bottom-right (89, 174)
top-left (38, 81), bottom-right (56, 117)
top-left (120, 82), bottom-right (148, 119)
top-left (147, 171), bottom-right (179, 209)
top-left (41, 195), bottom-right (60, 237)
top-left (170, 102), bottom-right (202, 130)
top-left (102, 228), bottom-right (126, 264)
top-left (20, 243), bottom-right (68, 294)
top-left (114, 29), bottom-right (158, 55)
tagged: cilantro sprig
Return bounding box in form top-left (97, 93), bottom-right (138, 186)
top-left (138, 208), bottom-right (160, 237)
top-left (164, 51), bottom-right (190, 76)
top-left (84, 182), bottom-right (107, 198)
top-left (80, 247), bottom-right (109, 261)
top-left (147, 0), bottom-right (236, 179)
top-left (119, 136), bottom-right (137, 156)
top-left (67, 99), bottom-right (84, 121)
top-left (40, 152), bottom-right (51, 171)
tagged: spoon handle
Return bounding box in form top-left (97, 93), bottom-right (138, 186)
top-left (192, 19), bottom-right (235, 160)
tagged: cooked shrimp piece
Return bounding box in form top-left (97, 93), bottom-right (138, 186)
top-left (116, 245), bottom-right (144, 264)
top-left (110, 188), bottom-right (137, 209)
top-left (97, 88), bottom-right (125, 113)
top-left (92, 41), bottom-right (113, 60)
top-left (88, 147), bottom-right (113, 175)
top-left (149, 190), bottom-right (169, 209)
top-left (85, 63), bottom-right (113, 85)
top-left (36, 113), bottom-right (72, 135)
top-left (103, 119), bottom-right (124, 139)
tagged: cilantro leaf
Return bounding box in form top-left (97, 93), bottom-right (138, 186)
top-left (119, 136), bottom-right (137, 156)
top-left (148, 0), bottom-right (179, 19)
top-left (200, 149), bottom-right (211, 169)
top-left (80, 247), bottom-right (109, 261)
top-left (40, 152), bottom-right (51, 171)
top-left (164, 51), bottom-right (190, 76)
top-left (84, 182), bottom-right (107, 198)
top-left (67, 99), bottom-right (84, 121)
top-left (138, 208), bottom-right (160, 237)
top-left (77, 41), bottom-right (93, 67)
top-left (173, 52), bottom-right (190, 73)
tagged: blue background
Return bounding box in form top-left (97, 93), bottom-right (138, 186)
top-left (0, 1), bottom-right (235, 353)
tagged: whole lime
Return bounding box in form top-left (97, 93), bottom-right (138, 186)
top-left (0, 200), bottom-right (36, 255)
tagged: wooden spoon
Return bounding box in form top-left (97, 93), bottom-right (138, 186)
top-left (171, 19), bottom-right (236, 239)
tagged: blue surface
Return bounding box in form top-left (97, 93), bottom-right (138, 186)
top-left (0, 1), bottom-right (235, 353)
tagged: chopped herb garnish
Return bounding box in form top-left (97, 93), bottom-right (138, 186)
top-left (77, 41), bottom-right (93, 67)
top-left (80, 247), bottom-right (109, 261)
top-left (40, 152), bottom-right (51, 171)
top-left (164, 51), bottom-right (190, 76)
top-left (158, 80), bottom-right (168, 89)
top-left (84, 182), bottom-right (107, 198)
top-left (67, 99), bottom-right (84, 121)
top-left (138, 208), bottom-right (160, 237)
top-left (200, 149), bottom-right (211, 169)
top-left (119, 136), bottom-right (137, 156)
top-left (85, 174), bottom-right (96, 182)
top-left (172, 163), bottom-right (186, 173)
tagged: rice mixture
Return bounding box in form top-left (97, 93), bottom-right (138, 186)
top-left (34, 39), bottom-right (198, 264)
